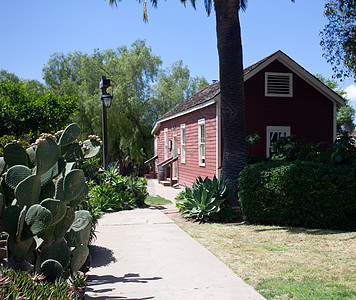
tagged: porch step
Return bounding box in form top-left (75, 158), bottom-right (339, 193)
top-left (160, 179), bottom-right (178, 186)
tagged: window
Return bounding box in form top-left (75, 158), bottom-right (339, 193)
top-left (198, 119), bottom-right (205, 166)
top-left (164, 128), bottom-right (168, 160)
top-left (265, 72), bottom-right (293, 97)
top-left (180, 124), bottom-right (186, 164)
top-left (266, 126), bottom-right (291, 157)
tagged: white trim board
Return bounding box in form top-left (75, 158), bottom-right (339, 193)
top-left (151, 97), bottom-right (218, 134)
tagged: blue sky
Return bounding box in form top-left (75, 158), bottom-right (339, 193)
top-left (1, 0), bottom-right (356, 108)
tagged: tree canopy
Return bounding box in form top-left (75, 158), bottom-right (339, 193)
top-left (315, 74), bottom-right (355, 133)
top-left (42, 40), bottom-right (208, 173)
top-left (0, 71), bottom-right (78, 139)
top-left (321, 0), bottom-right (356, 80)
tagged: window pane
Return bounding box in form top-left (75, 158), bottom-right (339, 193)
top-left (201, 124), bottom-right (205, 142)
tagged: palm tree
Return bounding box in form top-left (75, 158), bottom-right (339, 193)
top-left (108, 0), bottom-right (292, 205)
top-left (213, 0), bottom-right (247, 205)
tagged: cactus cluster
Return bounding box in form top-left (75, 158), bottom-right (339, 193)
top-left (0, 123), bottom-right (100, 282)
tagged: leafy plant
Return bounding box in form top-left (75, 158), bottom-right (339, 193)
top-left (0, 266), bottom-right (74, 299)
top-left (176, 175), bottom-right (230, 222)
top-left (87, 167), bottom-right (148, 213)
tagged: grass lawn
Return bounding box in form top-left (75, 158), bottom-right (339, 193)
top-left (144, 195), bottom-right (172, 205)
top-left (181, 222), bottom-right (356, 299)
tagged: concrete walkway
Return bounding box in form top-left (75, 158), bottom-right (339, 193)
top-left (85, 180), bottom-right (265, 300)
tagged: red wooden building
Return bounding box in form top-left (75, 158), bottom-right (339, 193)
top-left (151, 51), bottom-right (345, 187)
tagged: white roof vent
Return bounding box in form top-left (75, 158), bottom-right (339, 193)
top-left (265, 72), bottom-right (293, 97)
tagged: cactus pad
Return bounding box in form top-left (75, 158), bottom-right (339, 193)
top-left (40, 157), bottom-right (66, 187)
top-left (1, 177), bottom-right (15, 206)
top-left (26, 147), bottom-right (36, 168)
top-left (40, 240), bottom-right (70, 269)
top-left (54, 207), bottom-right (75, 240)
top-left (54, 177), bottom-right (64, 201)
top-left (0, 157), bottom-right (5, 175)
top-left (63, 169), bottom-right (86, 202)
top-left (58, 123), bottom-right (81, 146)
top-left (3, 143), bottom-right (28, 167)
top-left (25, 204), bottom-right (53, 236)
top-left (16, 205), bottom-right (27, 242)
top-left (83, 139), bottom-right (101, 159)
top-left (0, 192), bottom-right (3, 213)
top-left (38, 225), bottom-right (55, 242)
top-left (36, 138), bottom-right (60, 176)
top-left (15, 174), bottom-right (41, 208)
top-left (65, 143), bottom-right (84, 162)
top-left (5, 165), bottom-right (32, 190)
top-left (67, 210), bottom-right (91, 247)
top-left (70, 245), bottom-right (89, 274)
top-left (40, 259), bottom-right (64, 282)
top-left (2, 205), bottom-right (21, 236)
top-left (7, 235), bottom-right (35, 260)
top-left (40, 198), bottom-right (66, 225)
top-left (69, 182), bottom-right (89, 208)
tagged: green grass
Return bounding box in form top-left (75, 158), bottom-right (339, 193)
top-left (252, 277), bottom-right (356, 300)
top-left (144, 195), bottom-right (172, 205)
top-left (179, 223), bottom-right (356, 300)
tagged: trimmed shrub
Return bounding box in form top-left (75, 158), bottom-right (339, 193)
top-left (238, 160), bottom-right (356, 230)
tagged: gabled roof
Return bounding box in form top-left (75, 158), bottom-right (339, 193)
top-left (152, 50), bottom-right (345, 134)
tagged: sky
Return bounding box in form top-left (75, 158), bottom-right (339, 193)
top-left (1, 0), bottom-right (356, 109)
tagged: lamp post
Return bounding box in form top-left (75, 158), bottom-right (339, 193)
top-left (99, 76), bottom-right (113, 169)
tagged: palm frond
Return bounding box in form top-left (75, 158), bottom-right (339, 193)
top-left (108, 0), bottom-right (118, 6)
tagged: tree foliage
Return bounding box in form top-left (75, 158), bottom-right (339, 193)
top-left (42, 40), bottom-right (207, 173)
top-left (0, 72), bottom-right (78, 139)
top-left (150, 60), bottom-right (209, 118)
top-left (321, 0), bottom-right (356, 80)
top-left (315, 74), bottom-right (355, 133)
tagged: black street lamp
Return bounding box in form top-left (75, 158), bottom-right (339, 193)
top-left (99, 76), bottom-right (113, 169)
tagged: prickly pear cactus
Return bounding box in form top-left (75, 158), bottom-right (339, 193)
top-left (0, 123), bottom-right (101, 281)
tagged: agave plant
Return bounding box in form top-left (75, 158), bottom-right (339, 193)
top-left (176, 175), bottom-right (230, 221)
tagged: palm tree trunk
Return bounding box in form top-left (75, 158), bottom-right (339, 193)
top-left (214, 0), bottom-right (246, 205)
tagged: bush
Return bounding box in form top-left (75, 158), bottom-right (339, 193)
top-left (176, 176), bottom-right (231, 222)
top-left (87, 167), bottom-right (148, 213)
top-left (238, 160), bottom-right (356, 230)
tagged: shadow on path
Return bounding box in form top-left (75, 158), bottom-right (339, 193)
top-left (89, 245), bottom-right (116, 268)
top-left (86, 273), bottom-right (161, 299)
top-left (87, 273), bottom-right (162, 285)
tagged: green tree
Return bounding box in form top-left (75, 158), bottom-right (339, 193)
top-left (108, 0), bottom-right (294, 204)
top-left (43, 40), bottom-right (205, 174)
top-left (320, 0), bottom-right (356, 80)
top-left (0, 77), bottom-right (78, 138)
top-left (150, 60), bottom-right (209, 119)
top-left (315, 74), bottom-right (355, 133)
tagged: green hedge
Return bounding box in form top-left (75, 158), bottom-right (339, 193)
top-left (238, 160), bottom-right (356, 230)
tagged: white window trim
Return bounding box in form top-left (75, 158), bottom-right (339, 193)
top-left (180, 124), bottom-right (186, 164)
top-left (198, 119), bottom-right (206, 167)
top-left (265, 72), bottom-right (293, 97)
top-left (266, 126), bottom-right (291, 158)
top-left (164, 128), bottom-right (169, 160)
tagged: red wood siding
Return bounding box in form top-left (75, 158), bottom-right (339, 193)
top-left (244, 60), bottom-right (334, 157)
top-left (156, 104), bottom-right (217, 187)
